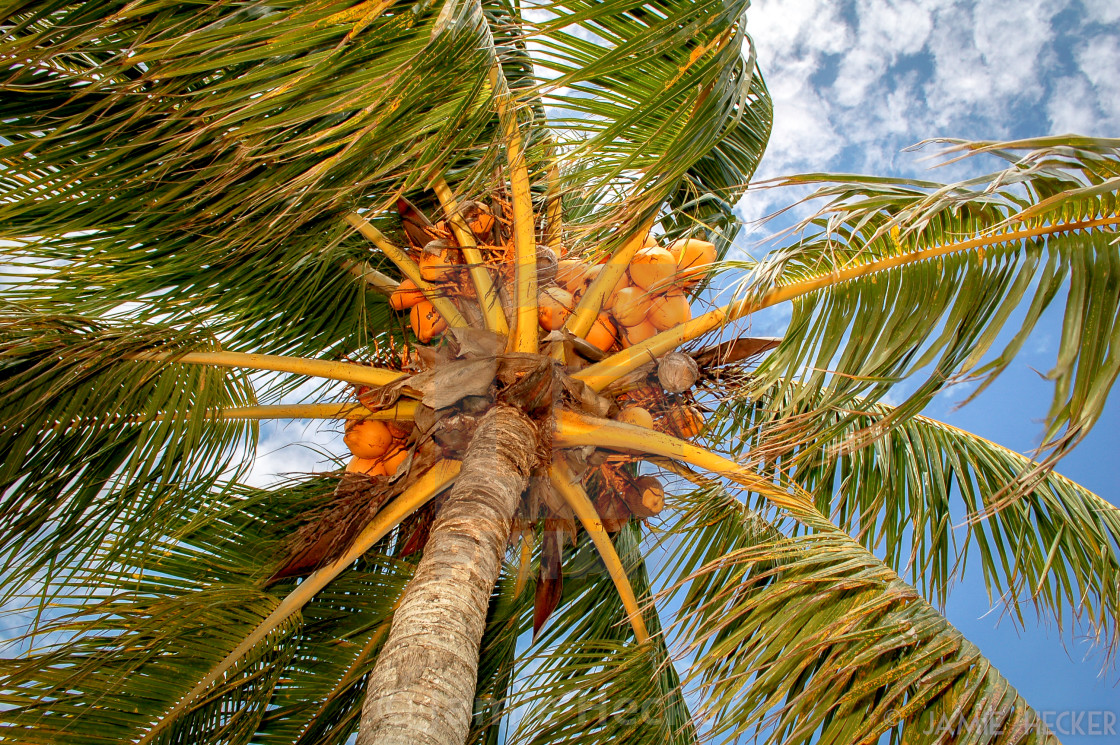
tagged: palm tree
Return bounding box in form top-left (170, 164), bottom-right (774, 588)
top-left (1, 2), bottom-right (1118, 744)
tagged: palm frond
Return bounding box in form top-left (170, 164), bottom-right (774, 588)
top-left (0, 307), bottom-right (256, 593)
top-left (509, 524), bottom-right (698, 745)
top-left (728, 137), bottom-right (1120, 462)
top-left (0, 476), bottom-right (410, 745)
top-left (524, 0), bottom-right (771, 251)
top-left (705, 382), bottom-right (1120, 663)
top-left (671, 522), bottom-right (1062, 745)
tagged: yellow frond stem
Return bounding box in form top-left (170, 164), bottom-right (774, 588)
top-left (564, 218), bottom-right (655, 339)
top-left (549, 461), bottom-right (650, 643)
top-left (545, 162), bottom-right (563, 250)
top-left (490, 66), bottom-right (538, 354)
top-left (431, 177), bottom-right (509, 335)
top-left (553, 410), bottom-right (811, 514)
top-left (137, 459), bottom-right (461, 745)
top-left (211, 400), bottom-right (417, 421)
top-left (576, 214), bottom-right (1120, 391)
top-left (130, 350), bottom-right (404, 388)
top-left (343, 212), bottom-right (469, 328)
top-left (342, 259), bottom-right (399, 295)
top-left (513, 526), bottom-right (534, 598)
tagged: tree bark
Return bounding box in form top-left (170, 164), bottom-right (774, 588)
top-left (357, 404), bottom-right (538, 745)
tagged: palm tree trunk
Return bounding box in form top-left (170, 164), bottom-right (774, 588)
top-left (357, 403), bottom-right (538, 745)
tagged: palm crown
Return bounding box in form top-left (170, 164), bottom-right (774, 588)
top-left (1, 2), bottom-right (1119, 744)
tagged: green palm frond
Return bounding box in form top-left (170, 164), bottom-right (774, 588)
top-left (517, 0), bottom-right (771, 251)
top-left (0, 307), bottom-right (256, 592)
top-left (0, 475), bottom-right (410, 745)
top-left (672, 521), bottom-right (1061, 745)
top-left (733, 137), bottom-right (1120, 460)
top-left (706, 384), bottom-right (1120, 657)
top-left (509, 524), bottom-right (697, 745)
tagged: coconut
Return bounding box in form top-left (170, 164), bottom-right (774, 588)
top-left (344, 419), bottom-right (394, 459)
top-left (419, 239), bottom-right (459, 281)
top-left (386, 419), bottom-right (414, 440)
top-left (648, 292), bottom-right (692, 331)
top-left (608, 286), bottom-right (652, 328)
top-left (667, 238), bottom-right (717, 285)
top-left (410, 300), bottom-right (448, 342)
top-left (346, 455), bottom-right (387, 477)
top-left (663, 405), bottom-right (704, 439)
top-left (615, 405), bottom-right (654, 429)
top-left (381, 447), bottom-right (409, 477)
top-left (555, 259), bottom-right (588, 294)
top-left (389, 278), bottom-right (425, 311)
top-left (620, 320), bottom-right (659, 348)
top-left (634, 475), bottom-right (665, 515)
top-left (627, 247), bottom-right (676, 290)
top-left (642, 233), bottom-right (659, 249)
top-left (536, 245), bottom-right (559, 286)
top-left (657, 352), bottom-right (699, 393)
top-left (570, 263), bottom-right (600, 303)
top-left (538, 286), bottom-right (574, 331)
top-left (585, 313), bottom-right (620, 352)
top-left (460, 200), bottom-right (494, 237)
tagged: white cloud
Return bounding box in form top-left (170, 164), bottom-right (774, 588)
top-left (924, 0), bottom-right (1065, 128)
top-left (1080, 0), bottom-right (1120, 24)
top-left (1073, 34), bottom-right (1120, 125)
top-left (1046, 75), bottom-right (1105, 133)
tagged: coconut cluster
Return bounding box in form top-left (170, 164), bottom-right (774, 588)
top-left (385, 195), bottom-right (717, 351)
top-left (343, 418), bottom-right (414, 478)
top-left (342, 198), bottom-right (721, 528)
top-left (541, 236), bottom-right (716, 351)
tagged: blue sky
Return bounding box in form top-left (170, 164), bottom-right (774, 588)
top-left (733, 0), bottom-right (1118, 741)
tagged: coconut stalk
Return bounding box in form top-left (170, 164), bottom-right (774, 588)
top-left (431, 177), bottom-right (509, 334)
top-left (562, 217), bottom-right (656, 342)
top-left (549, 461), bottom-right (650, 642)
top-left (344, 212), bottom-right (469, 328)
top-left (210, 401), bottom-right (418, 421)
top-left (137, 460), bottom-right (461, 745)
top-left (343, 259), bottom-right (400, 295)
top-left (553, 409), bottom-right (812, 514)
top-left (490, 66), bottom-right (538, 354)
top-left (358, 404), bottom-right (538, 745)
top-left (575, 214), bottom-right (1120, 392)
top-left (129, 350), bottom-right (404, 388)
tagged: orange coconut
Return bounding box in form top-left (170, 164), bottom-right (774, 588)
top-left (346, 455), bottom-right (388, 477)
top-left (344, 419), bottom-right (394, 459)
top-left (418, 242), bottom-right (459, 282)
top-left (410, 300), bottom-right (448, 342)
top-left (585, 313), bottom-right (620, 352)
top-left (662, 405), bottom-right (704, 439)
top-left (608, 286), bottom-right (653, 327)
top-left (667, 238), bottom-right (717, 285)
top-left (642, 233), bottom-right (659, 249)
top-left (381, 446), bottom-right (409, 476)
top-left (390, 278), bottom-right (425, 311)
top-left (648, 292), bottom-right (692, 331)
top-left (538, 286), bottom-right (574, 331)
top-left (620, 320), bottom-right (659, 347)
top-left (615, 405), bottom-right (655, 429)
top-left (627, 246), bottom-right (677, 291)
top-left (556, 259), bottom-right (591, 294)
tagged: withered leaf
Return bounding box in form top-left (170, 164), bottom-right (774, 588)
top-left (692, 336), bottom-right (782, 368)
top-left (448, 327), bottom-right (506, 358)
top-left (534, 526), bottom-right (566, 639)
top-left (407, 357), bottom-right (498, 410)
top-left (269, 472), bottom-right (395, 583)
